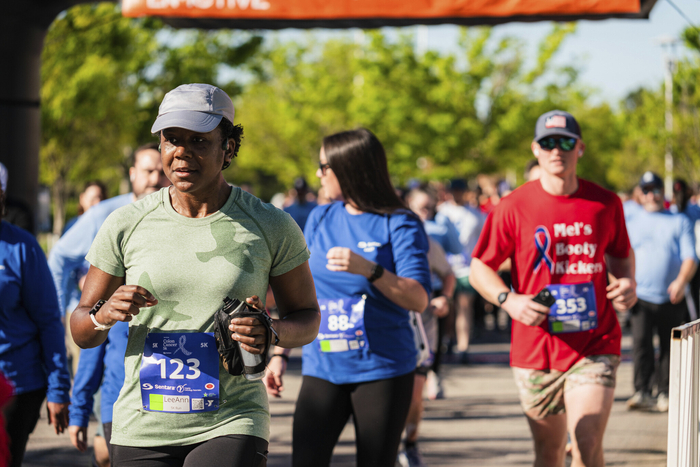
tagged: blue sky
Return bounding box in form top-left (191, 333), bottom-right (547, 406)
top-left (265, 0), bottom-right (700, 106)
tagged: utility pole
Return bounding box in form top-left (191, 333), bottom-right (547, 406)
top-left (658, 36), bottom-right (678, 198)
top-left (416, 25), bottom-right (428, 56)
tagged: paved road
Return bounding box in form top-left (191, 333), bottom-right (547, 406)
top-left (23, 338), bottom-right (667, 466)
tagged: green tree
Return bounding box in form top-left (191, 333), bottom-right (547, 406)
top-left (42, 3), bottom-right (155, 234)
top-left (237, 24), bottom-right (627, 196)
top-left (41, 3), bottom-right (261, 233)
top-left (609, 26), bottom-right (700, 193)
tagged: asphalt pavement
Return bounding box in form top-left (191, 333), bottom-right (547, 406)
top-left (23, 334), bottom-right (668, 467)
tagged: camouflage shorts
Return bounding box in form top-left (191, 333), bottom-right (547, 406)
top-left (512, 354), bottom-right (620, 420)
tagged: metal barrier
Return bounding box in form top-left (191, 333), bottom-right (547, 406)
top-left (668, 319), bottom-right (700, 467)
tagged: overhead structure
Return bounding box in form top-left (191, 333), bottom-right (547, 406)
top-left (1, 0), bottom-right (659, 227)
top-left (0, 0), bottom-right (85, 232)
top-left (122, 0), bottom-right (658, 29)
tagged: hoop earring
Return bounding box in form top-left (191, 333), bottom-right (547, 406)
top-left (158, 144), bottom-right (161, 151)
top-left (222, 161), bottom-right (231, 170)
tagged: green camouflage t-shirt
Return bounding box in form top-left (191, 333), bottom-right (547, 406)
top-left (86, 187), bottom-right (309, 447)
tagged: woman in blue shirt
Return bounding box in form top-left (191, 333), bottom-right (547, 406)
top-left (673, 178), bottom-right (700, 320)
top-left (0, 179), bottom-right (71, 467)
top-left (291, 128), bottom-right (431, 467)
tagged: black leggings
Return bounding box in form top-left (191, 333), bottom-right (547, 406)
top-left (6, 387), bottom-right (45, 467)
top-left (630, 298), bottom-right (686, 395)
top-left (292, 372), bottom-right (414, 467)
top-left (111, 435), bottom-right (268, 467)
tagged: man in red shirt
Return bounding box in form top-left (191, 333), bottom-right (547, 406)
top-left (471, 110), bottom-right (637, 467)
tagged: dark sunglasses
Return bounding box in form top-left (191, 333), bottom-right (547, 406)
top-left (319, 162), bottom-right (331, 174)
top-left (641, 186), bottom-right (663, 196)
top-left (537, 136), bottom-right (578, 152)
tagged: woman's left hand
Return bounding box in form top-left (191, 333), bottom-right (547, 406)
top-left (47, 401), bottom-right (69, 435)
top-left (229, 295), bottom-right (270, 355)
top-left (264, 355), bottom-right (287, 398)
top-left (430, 296), bottom-right (451, 318)
top-left (326, 247), bottom-right (372, 277)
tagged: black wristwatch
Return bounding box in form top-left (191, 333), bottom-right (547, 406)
top-left (368, 263), bottom-right (384, 283)
top-left (497, 292), bottom-right (510, 306)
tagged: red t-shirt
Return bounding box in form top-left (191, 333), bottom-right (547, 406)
top-left (0, 372), bottom-right (13, 467)
top-left (473, 179), bottom-right (630, 371)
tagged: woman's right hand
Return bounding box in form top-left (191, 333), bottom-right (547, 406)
top-left (95, 285), bottom-right (158, 327)
top-left (264, 355), bottom-right (287, 398)
top-left (69, 425), bottom-right (88, 452)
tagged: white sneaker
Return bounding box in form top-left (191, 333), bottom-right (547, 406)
top-left (396, 450), bottom-right (409, 467)
top-left (626, 391), bottom-right (654, 410)
top-left (402, 445), bottom-right (427, 467)
top-left (657, 393), bottom-right (669, 412)
top-left (426, 371), bottom-right (444, 400)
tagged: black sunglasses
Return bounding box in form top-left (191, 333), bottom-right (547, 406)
top-left (641, 186), bottom-right (663, 196)
top-left (319, 162), bottom-right (331, 174)
top-left (537, 136), bottom-right (578, 152)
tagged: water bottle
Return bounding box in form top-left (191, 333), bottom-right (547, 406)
top-left (222, 297), bottom-right (267, 381)
top-left (237, 341), bottom-right (265, 381)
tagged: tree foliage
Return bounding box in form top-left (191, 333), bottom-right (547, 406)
top-left (236, 24), bottom-right (634, 199)
top-left (41, 2), bottom-right (261, 233)
top-left (42, 7), bottom-right (700, 220)
top-left (610, 25), bottom-right (700, 191)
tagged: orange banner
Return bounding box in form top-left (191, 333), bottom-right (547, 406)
top-left (121, 0), bottom-right (642, 21)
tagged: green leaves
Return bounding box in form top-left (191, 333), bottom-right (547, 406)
top-left (41, 3), bottom-right (261, 232)
top-left (237, 24), bottom-right (600, 195)
top-left (43, 7), bottom-right (700, 221)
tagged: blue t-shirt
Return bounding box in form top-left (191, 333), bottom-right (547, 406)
top-left (0, 221), bottom-right (70, 401)
top-left (423, 213), bottom-right (461, 290)
top-left (626, 209), bottom-right (698, 304)
top-left (423, 213), bottom-right (462, 256)
top-left (623, 200), bottom-right (643, 222)
top-left (684, 204), bottom-right (700, 225)
top-left (301, 202), bottom-right (431, 384)
top-left (284, 200), bottom-right (318, 232)
top-left (49, 193), bottom-right (133, 316)
top-left (69, 321), bottom-right (128, 427)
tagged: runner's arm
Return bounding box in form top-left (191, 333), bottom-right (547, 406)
top-left (22, 239), bottom-right (71, 432)
top-left (429, 242), bottom-right (456, 318)
top-left (71, 265), bottom-right (157, 349)
top-left (68, 342), bottom-right (107, 438)
top-left (470, 258), bottom-right (550, 326)
top-left (668, 258), bottom-right (697, 304)
top-left (605, 249), bottom-right (637, 311)
top-left (267, 261), bottom-right (321, 348)
top-left (325, 246), bottom-right (429, 312)
top-left (668, 217), bottom-right (699, 304)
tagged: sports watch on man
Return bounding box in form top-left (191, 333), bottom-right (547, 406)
top-left (497, 291), bottom-right (510, 306)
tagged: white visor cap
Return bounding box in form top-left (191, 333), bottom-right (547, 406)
top-left (151, 83), bottom-right (234, 134)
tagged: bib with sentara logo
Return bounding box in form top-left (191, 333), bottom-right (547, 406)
top-left (140, 332), bottom-right (219, 413)
top-left (316, 296), bottom-right (368, 353)
top-left (547, 282), bottom-right (598, 334)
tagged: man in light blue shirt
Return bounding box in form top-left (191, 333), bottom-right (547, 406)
top-left (48, 143), bottom-right (168, 466)
top-left (625, 171), bottom-right (698, 412)
top-left (49, 143), bottom-right (168, 317)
